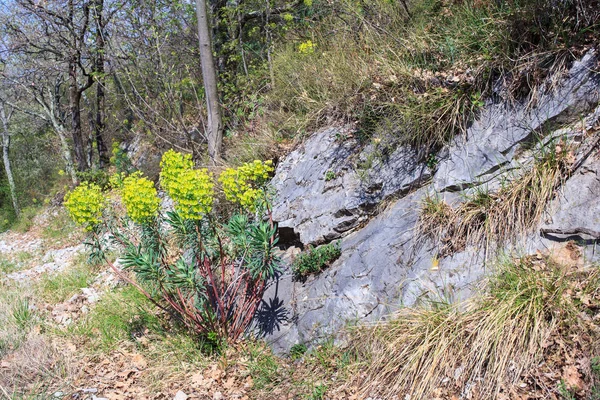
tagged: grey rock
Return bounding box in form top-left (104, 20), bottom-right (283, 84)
top-left (434, 50), bottom-right (600, 192)
top-left (272, 127), bottom-right (429, 246)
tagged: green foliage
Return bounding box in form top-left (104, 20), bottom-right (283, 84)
top-left (558, 380), bottom-right (577, 400)
top-left (12, 297), bottom-right (34, 331)
top-left (76, 169), bottom-right (111, 190)
top-left (308, 383), bottom-right (327, 400)
top-left (324, 170), bottom-right (335, 181)
top-left (72, 285), bottom-right (163, 351)
top-left (10, 206), bottom-right (40, 233)
top-left (0, 282), bottom-right (38, 357)
top-left (110, 142), bottom-right (134, 175)
top-left (36, 265), bottom-right (95, 304)
top-left (247, 343), bottom-right (281, 390)
top-left (0, 255), bottom-right (18, 275)
top-left (292, 241), bottom-right (342, 279)
top-left (290, 343), bottom-right (308, 360)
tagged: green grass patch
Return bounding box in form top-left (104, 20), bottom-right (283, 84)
top-left (36, 265), bottom-right (95, 304)
top-left (246, 342), bottom-right (282, 390)
top-left (292, 241), bottom-right (342, 280)
top-left (41, 208), bottom-right (78, 241)
top-left (0, 281), bottom-right (39, 357)
top-left (70, 285), bottom-right (164, 351)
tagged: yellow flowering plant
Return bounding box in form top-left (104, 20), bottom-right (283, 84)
top-left (67, 150), bottom-right (280, 344)
top-left (121, 172), bottom-right (160, 224)
top-left (64, 182), bottom-right (106, 230)
top-left (298, 40), bottom-right (316, 54)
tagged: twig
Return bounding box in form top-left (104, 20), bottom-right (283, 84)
top-left (540, 227), bottom-right (600, 239)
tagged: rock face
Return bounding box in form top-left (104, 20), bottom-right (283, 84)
top-left (261, 50), bottom-right (600, 352)
top-left (272, 128), bottom-right (430, 246)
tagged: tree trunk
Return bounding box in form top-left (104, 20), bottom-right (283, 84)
top-left (196, 0), bottom-right (223, 162)
top-left (94, 0), bottom-right (109, 168)
top-left (69, 57), bottom-right (88, 171)
top-left (0, 103), bottom-right (20, 218)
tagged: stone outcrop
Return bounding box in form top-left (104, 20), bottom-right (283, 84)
top-left (260, 50), bottom-right (600, 352)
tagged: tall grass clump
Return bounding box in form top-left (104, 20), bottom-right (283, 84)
top-left (350, 254), bottom-right (600, 398)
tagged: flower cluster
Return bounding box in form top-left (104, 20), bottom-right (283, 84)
top-left (219, 160), bottom-right (274, 211)
top-left (159, 149), bottom-right (194, 196)
top-left (64, 182), bottom-right (106, 230)
top-left (122, 172), bottom-right (160, 224)
top-left (298, 40), bottom-right (316, 54)
top-left (160, 150), bottom-right (214, 220)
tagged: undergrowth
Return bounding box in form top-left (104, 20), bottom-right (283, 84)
top-left (292, 241), bottom-right (342, 280)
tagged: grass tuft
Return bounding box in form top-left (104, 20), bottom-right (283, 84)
top-left (418, 140), bottom-right (571, 255)
top-left (36, 265), bottom-right (95, 305)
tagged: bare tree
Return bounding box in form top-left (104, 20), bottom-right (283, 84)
top-left (0, 100), bottom-right (19, 217)
top-left (196, 0), bottom-right (223, 162)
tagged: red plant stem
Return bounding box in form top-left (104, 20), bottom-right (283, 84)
top-left (194, 224), bottom-right (226, 322)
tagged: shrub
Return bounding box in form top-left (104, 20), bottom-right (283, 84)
top-left (68, 151), bottom-right (279, 343)
top-left (76, 169), bottom-right (111, 190)
top-left (292, 241), bottom-right (341, 279)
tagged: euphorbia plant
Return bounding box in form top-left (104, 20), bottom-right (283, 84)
top-left (65, 151), bottom-right (278, 342)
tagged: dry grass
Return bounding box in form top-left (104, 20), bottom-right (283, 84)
top-left (418, 141), bottom-right (571, 256)
top-left (0, 335), bottom-right (75, 398)
top-left (349, 253), bottom-right (600, 399)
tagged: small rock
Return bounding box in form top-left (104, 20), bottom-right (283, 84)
top-left (213, 392), bottom-right (223, 400)
top-left (53, 391), bottom-right (63, 398)
top-left (81, 388), bottom-right (98, 393)
top-left (173, 390), bottom-right (188, 400)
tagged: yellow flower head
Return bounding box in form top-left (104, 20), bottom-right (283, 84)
top-left (64, 182), bottom-right (106, 230)
top-left (159, 149), bottom-right (194, 197)
top-left (159, 150), bottom-right (214, 220)
top-left (218, 160), bottom-right (274, 211)
top-left (122, 172), bottom-right (160, 224)
top-left (298, 40), bottom-right (316, 54)
top-left (169, 168), bottom-right (214, 220)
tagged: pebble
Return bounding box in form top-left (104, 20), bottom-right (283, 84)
top-left (173, 390), bottom-right (188, 400)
